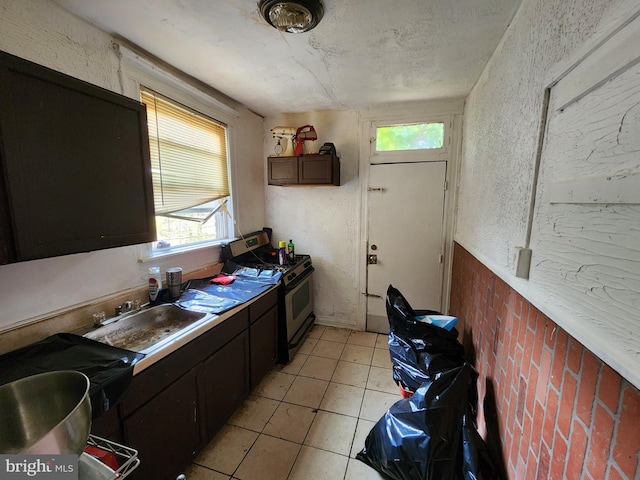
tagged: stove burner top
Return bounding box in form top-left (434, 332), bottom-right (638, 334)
top-left (221, 232), bottom-right (313, 286)
top-left (226, 254), bottom-right (311, 284)
top-left (236, 253), bottom-right (308, 270)
top-left (221, 230), bottom-right (315, 364)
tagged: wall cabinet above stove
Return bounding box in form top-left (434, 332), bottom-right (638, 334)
top-left (268, 154), bottom-right (340, 186)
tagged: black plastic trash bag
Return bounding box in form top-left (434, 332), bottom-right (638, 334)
top-left (357, 363), bottom-right (475, 480)
top-left (386, 285), bottom-right (465, 392)
top-left (459, 378), bottom-right (503, 480)
top-left (0, 333), bottom-right (144, 417)
top-left (461, 413), bottom-right (503, 480)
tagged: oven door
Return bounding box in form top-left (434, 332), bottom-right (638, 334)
top-left (284, 269), bottom-right (314, 344)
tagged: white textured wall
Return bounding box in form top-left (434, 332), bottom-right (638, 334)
top-left (456, 0), bottom-right (640, 384)
top-left (0, 0), bottom-right (264, 331)
top-left (457, 0), bottom-right (623, 269)
top-left (264, 111), bottom-right (361, 328)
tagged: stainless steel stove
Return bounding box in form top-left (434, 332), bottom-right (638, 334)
top-left (221, 231), bottom-right (315, 363)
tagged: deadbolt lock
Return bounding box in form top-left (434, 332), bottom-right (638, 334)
top-left (368, 254), bottom-right (378, 264)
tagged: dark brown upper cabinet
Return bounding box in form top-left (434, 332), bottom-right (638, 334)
top-left (268, 153), bottom-right (340, 186)
top-left (0, 51), bottom-right (156, 264)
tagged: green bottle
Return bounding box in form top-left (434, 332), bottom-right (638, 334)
top-left (287, 239), bottom-right (295, 261)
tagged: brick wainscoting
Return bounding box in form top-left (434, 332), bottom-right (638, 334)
top-left (450, 243), bottom-right (640, 479)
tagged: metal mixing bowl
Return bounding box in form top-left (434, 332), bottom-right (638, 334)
top-left (0, 370), bottom-right (91, 454)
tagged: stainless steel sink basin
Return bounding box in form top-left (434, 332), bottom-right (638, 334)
top-left (83, 304), bottom-right (213, 354)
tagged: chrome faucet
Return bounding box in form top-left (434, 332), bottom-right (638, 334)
top-left (115, 300), bottom-right (140, 316)
top-left (92, 311), bottom-right (106, 327)
top-left (115, 301), bottom-right (132, 316)
top-left (91, 300), bottom-right (141, 329)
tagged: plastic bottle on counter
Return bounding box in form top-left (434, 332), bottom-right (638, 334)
top-left (287, 239), bottom-right (295, 261)
top-left (278, 241), bottom-right (287, 265)
top-left (148, 266), bottom-right (162, 305)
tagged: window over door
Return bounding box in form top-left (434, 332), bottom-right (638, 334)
top-left (375, 122), bottom-right (445, 152)
top-left (140, 87), bottom-right (232, 252)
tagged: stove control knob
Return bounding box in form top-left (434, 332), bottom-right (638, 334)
top-left (288, 272), bottom-right (297, 282)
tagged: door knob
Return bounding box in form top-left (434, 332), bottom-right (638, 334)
top-left (368, 254), bottom-right (378, 264)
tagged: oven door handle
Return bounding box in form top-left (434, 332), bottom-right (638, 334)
top-left (285, 266), bottom-right (314, 292)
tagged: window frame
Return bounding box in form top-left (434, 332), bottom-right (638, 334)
top-left (141, 87), bottom-right (233, 254)
top-left (375, 122), bottom-right (445, 152)
top-left (116, 43), bottom-right (241, 262)
top-left (141, 87), bottom-right (231, 216)
top-left (370, 116), bottom-right (452, 164)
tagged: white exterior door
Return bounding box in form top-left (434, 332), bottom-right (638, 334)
top-left (366, 161), bottom-right (447, 333)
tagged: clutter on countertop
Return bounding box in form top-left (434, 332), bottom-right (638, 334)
top-left (278, 241), bottom-right (287, 265)
top-left (148, 266), bottom-right (162, 305)
top-left (0, 333), bottom-right (144, 418)
top-left (175, 267), bottom-right (281, 315)
top-left (210, 274), bottom-right (237, 285)
top-left (287, 239), bottom-right (295, 261)
top-left (165, 267), bottom-right (183, 301)
top-left (0, 370), bottom-right (91, 455)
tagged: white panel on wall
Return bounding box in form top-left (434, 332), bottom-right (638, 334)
top-left (531, 10), bottom-right (640, 387)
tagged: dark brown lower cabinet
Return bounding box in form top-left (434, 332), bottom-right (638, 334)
top-left (201, 330), bottom-right (250, 441)
top-left (89, 405), bottom-right (123, 442)
top-left (124, 368), bottom-right (199, 480)
top-left (110, 290), bottom-right (277, 480)
top-left (250, 306), bottom-right (278, 389)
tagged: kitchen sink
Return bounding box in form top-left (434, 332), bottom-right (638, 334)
top-left (83, 304), bottom-right (213, 354)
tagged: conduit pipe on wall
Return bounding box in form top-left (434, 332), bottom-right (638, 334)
top-left (515, 87), bottom-right (550, 279)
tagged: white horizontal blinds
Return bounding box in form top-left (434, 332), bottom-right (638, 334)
top-left (140, 87), bottom-right (229, 215)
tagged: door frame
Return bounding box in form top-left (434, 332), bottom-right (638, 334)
top-left (356, 101), bottom-right (464, 331)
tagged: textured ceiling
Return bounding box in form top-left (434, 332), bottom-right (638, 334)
top-left (52, 0), bottom-right (523, 117)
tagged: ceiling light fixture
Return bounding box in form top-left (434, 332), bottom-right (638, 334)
top-left (259, 0), bottom-right (324, 34)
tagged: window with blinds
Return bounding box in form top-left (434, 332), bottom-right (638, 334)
top-left (140, 87), bottom-right (231, 250)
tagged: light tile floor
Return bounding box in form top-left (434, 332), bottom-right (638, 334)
top-left (185, 325), bottom-right (398, 480)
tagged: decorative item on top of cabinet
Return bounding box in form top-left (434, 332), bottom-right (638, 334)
top-left (268, 153), bottom-right (340, 186)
